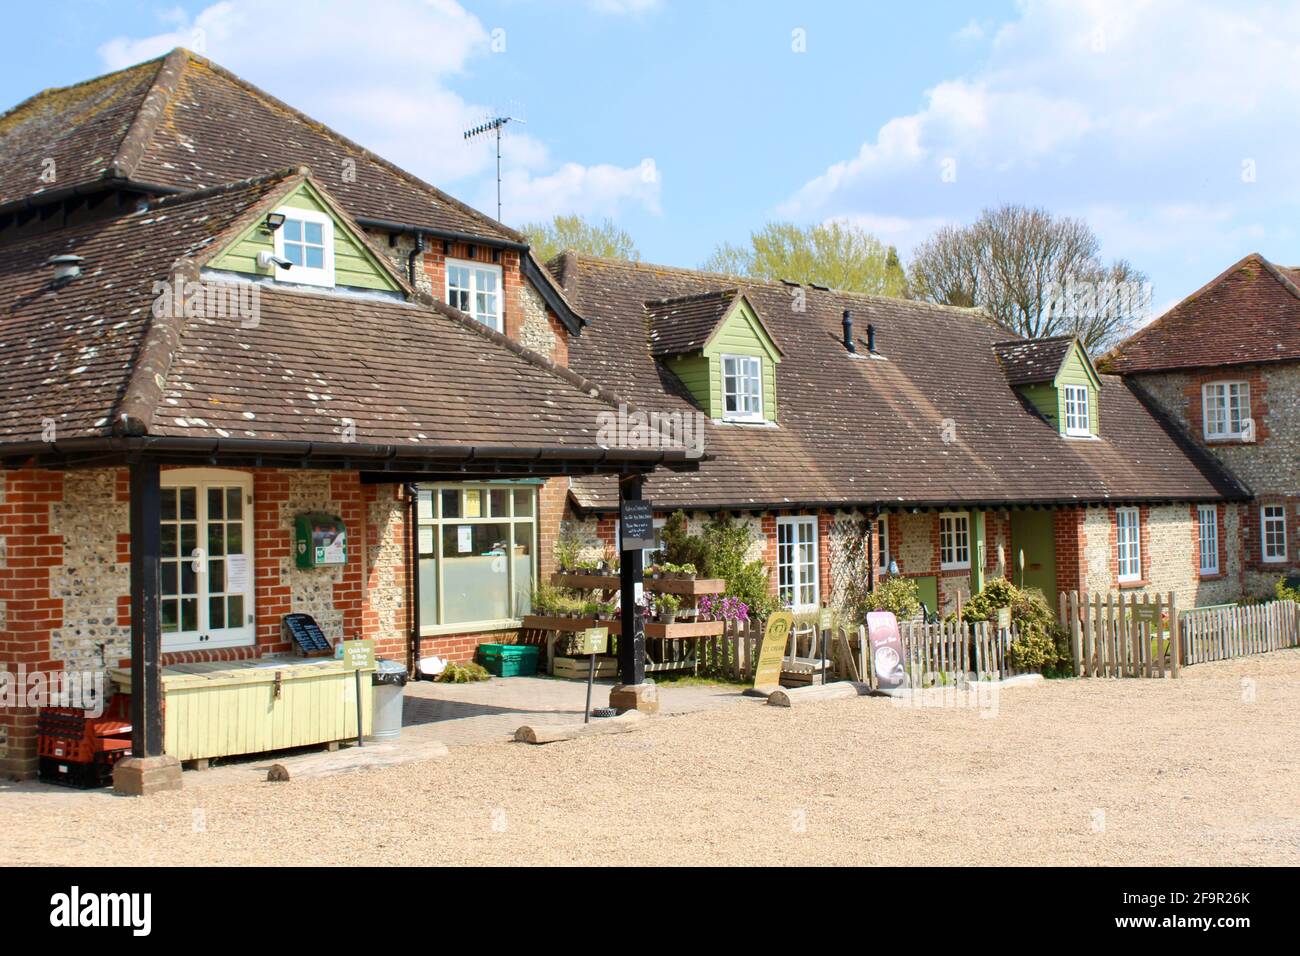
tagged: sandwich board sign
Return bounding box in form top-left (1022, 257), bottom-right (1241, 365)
top-left (753, 611), bottom-right (793, 688)
top-left (865, 611), bottom-right (909, 691)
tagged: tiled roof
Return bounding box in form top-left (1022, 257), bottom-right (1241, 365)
top-left (1103, 253), bottom-right (1300, 373)
top-left (646, 288), bottom-right (738, 356)
top-left (0, 49), bottom-right (521, 245)
top-left (554, 253), bottom-right (1247, 511)
top-left (994, 336), bottom-right (1076, 385)
top-left (0, 173), bottom-right (636, 457)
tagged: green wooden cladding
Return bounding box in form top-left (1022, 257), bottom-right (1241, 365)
top-left (665, 296), bottom-right (781, 421)
top-left (1016, 340), bottom-right (1101, 438)
top-left (208, 180), bottom-right (402, 292)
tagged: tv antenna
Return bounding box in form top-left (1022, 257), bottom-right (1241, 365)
top-left (463, 115), bottom-right (524, 222)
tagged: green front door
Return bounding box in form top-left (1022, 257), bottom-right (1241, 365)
top-left (1010, 511), bottom-right (1057, 604)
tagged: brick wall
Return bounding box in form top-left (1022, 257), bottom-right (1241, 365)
top-left (366, 229), bottom-right (569, 365)
top-left (0, 465), bottom-right (414, 779)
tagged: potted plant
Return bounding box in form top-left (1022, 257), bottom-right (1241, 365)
top-left (555, 527), bottom-right (581, 575)
top-left (657, 593), bottom-right (682, 624)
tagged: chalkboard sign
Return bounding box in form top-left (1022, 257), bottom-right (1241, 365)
top-left (283, 613), bottom-right (331, 654)
top-left (620, 499), bottom-right (655, 551)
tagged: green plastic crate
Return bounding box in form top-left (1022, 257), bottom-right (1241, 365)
top-left (476, 643), bottom-right (539, 677)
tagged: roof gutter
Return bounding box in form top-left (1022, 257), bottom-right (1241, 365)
top-left (0, 434), bottom-right (699, 468)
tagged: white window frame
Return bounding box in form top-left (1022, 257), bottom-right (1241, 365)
top-left (939, 512), bottom-right (971, 570)
top-left (160, 468), bottom-right (256, 653)
top-left (416, 482), bottom-right (538, 633)
top-left (721, 354), bottom-right (764, 422)
top-left (1261, 505), bottom-right (1288, 563)
top-left (777, 515), bottom-right (819, 611)
top-left (1062, 384), bottom-right (1091, 437)
top-left (1116, 507), bottom-right (1142, 582)
top-left (1197, 504), bottom-right (1219, 575)
top-left (445, 258), bottom-right (503, 331)
top-left (271, 206), bottom-right (335, 287)
top-left (1202, 381), bottom-right (1251, 441)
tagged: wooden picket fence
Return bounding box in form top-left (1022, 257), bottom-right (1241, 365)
top-left (895, 619), bottom-right (1028, 686)
top-left (1180, 600), bottom-right (1300, 665)
top-left (1060, 591), bottom-right (1179, 678)
top-left (697, 617), bottom-right (1026, 687)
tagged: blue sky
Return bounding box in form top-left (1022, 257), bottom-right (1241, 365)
top-left (4, 1), bottom-right (1298, 317)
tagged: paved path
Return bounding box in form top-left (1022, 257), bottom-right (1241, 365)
top-left (401, 675), bottom-right (747, 747)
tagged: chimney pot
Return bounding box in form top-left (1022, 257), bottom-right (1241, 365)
top-left (842, 309), bottom-right (856, 353)
top-left (867, 323), bottom-right (876, 352)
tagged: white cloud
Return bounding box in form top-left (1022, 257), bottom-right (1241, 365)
top-left (779, 0), bottom-right (1300, 299)
top-left (497, 159), bottom-right (661, 223)
top-left (781, 1), bottom-right (1300, 215)
top-left (98, 0), bottom-right (659, 224)
top-left (587, 0), bottom-right (662, 14)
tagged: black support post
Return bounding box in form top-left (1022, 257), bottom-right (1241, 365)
top-left (128, 459), bottom-right (164, 758)
top-left (617, 475), bottom-right (646, 687)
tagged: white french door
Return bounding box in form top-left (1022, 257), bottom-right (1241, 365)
top-left (160, 469), bottom-right (256, 652)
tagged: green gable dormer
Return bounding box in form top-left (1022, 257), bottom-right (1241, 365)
top-left (995, 335), bottom-right (1102, 438)
top-left (207, 177), bottom-right (403, 294)
top-left (647, 289), bottom-right (783, 423)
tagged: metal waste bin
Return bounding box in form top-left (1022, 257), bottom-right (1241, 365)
top-left (369, 658), bottom-right (408, 740)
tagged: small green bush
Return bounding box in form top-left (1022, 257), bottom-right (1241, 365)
top-left (1276, 577), bottom-right (1300, 603)
top-left (960, 578), bottom-right (1069, 673)
top-left (860, 576), bottom-right (922, 621)
top-left (436, 660), bottom-right (491, 683)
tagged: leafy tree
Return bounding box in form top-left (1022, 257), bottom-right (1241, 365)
top-left (519, 214), bottom-right (640, 263)
top-left (909, 204), bottom-right (1148, 352)
top-left (702, 221), bottom-right (909, 297)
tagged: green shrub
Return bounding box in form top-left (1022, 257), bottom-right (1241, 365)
top-left (860, 576), bottom-right (922, 621)
top-left (1277, 577), bottom-right (1300, 603)
top-left (436, 661), bottom-right (491, 683)
top-left (960, 578), bottom-right (1069, 673)
top-left (660, 510), bottom-right (778, 618)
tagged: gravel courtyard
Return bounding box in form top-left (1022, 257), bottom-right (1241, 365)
top-left (3, 650), bottom-right (1298, 867)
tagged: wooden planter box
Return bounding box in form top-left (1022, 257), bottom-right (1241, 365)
top-left (552, 655), bottom-right (619, 680)
top-left (110, 657), bottom-right (372, 762)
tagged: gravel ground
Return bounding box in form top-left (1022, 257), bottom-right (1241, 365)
top-left (4, 651), bottom-right (1298, 866)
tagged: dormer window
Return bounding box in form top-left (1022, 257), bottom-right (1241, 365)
top-left (1203, 381), bottom-right (1250, 440)
top-left (722, 355), bottom-right (763, 421)
top-left (446, 259), bottom-right (502, 331)
top-left (272, 207), bottom-right (334, 287)
top-left (1063, 384), bottom-right (1091, 436)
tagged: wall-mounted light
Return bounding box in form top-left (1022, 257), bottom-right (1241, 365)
top-left (264, 212), bottom-right (287, 233)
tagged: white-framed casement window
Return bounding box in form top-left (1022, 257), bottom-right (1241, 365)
top-left (1202, 381), bottom-right (1251, 440)
top-left (1198, 504), bottom-right (1219, 575)
top-left (1062, 384), bottom-right (1092, 437)
top-left (1116, 507), bottom-right (1142, 582)
top-left (160, 468), bottom-right (255, 652)
top-left (445, 259), bottom-right (502, 331)
top-left (939, 512), bottom-right (971, 570)
top-left (777, 515), bottom-right (819, 610)
top-left (416, 483), bottom-right (537, 631)
top-left (272, 206), bottom-right (334, 287)
top-left (721, 354), bottom-right (763, 422)
top-left (1261, 505), bottom-right (1288, 563)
